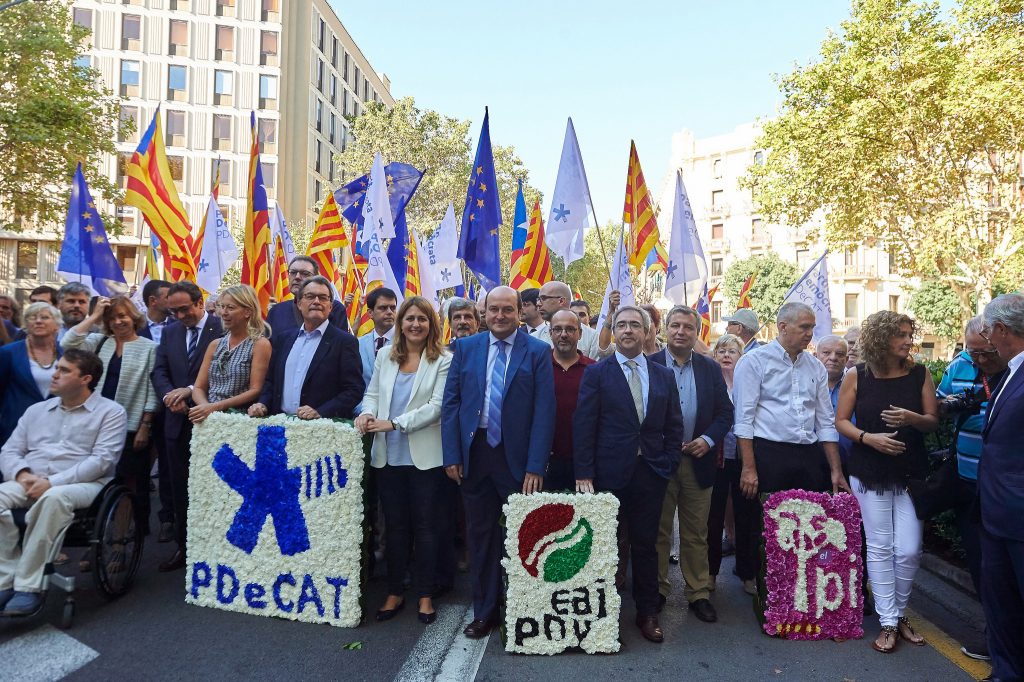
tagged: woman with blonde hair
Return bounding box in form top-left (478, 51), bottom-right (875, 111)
top-left (355, 296), bottom-right (451, 625)
top-left (836, 311), bottom-right (938, 653)
top-left (189, 285), bottom-right (271, 424)
top-left (0, 302), bottom-right (62, 451)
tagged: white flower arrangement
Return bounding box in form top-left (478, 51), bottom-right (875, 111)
top-left (186, 413), bottom-right (365, 627)
top-left (502, 492), bottom-right (621, 655)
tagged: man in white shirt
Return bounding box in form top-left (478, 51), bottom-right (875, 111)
top-left (534, 281), bottom-right (601, 359)
top-left (139, 279), bottom-right (171, 345)
top-left (520, 288), bottom-right (547, 337)
top-left (0, 349), bottom-right (127, 615)
top-left (357, 287), bottom-right (398, 388)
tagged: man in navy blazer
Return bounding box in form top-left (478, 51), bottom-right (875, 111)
top-left (442, 286), bottom-right (555, 639)
top-left (265, 256), bottom-right (348, 338)
top-left (648, 306), bottom-right (733, 624)
top-left (150, 281), bottom-right (222, 572)
top-left (978, 293), bottom-right (1024, 681)
top-left (574, 304), bottom-right (684, 644)
top-left (250, 277), bottom-right (364, 420)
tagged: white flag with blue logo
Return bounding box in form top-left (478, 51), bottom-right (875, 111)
top-left (783, 251), bottom-right (833, 342)
top-left (195, 194), bottom-right (239, 295)
top-left (361, 151), bottom-right (395, 240)
top-left (425, 202), bottom-right (463, 291)
top-left (595, 233), bottom-right (636, 330)
top-left (546, 117), bottom-right (593, 267)
top-left (664, 171), bottom-right (708, 305)
top-left (270, 205), bottom-right (298, 265)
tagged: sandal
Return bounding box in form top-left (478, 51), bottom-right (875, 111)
top-left (897, 616), bottom-right (925, 646)
top-left (872, 626), bottom-right (898, 653)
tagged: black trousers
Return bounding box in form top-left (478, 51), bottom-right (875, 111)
top-left (981, 527), bottom-right (1024, 680)
top-left (545, 457), bottom-right (576, 492)
top-left (166, 423), bottom-right (194, 548)
top-left (707, 458), bottom-right (759, 580)
top-left (115, 431), bottom-right (152, 534)
top-left (153, 412), bottom-right (174, 525)
top-left (954, 478), bottom-right (982, 595)
top-left (604, 461), bottom-right (668, 618)
top-left (435, 475), bottom-right (460, 590)
top-left (377, 464), bottom-right (445, 599)
top-left (461, 431), bottom-right (519, 621)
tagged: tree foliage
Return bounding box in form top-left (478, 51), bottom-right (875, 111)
top-left (907, 279), bottom-right (971, 341)
top-left (743, 0), bottom-right (1024, 326)
top-left (0, 0), bottom-right (125, 233)
top-left (722, 253), bottom-right (799, 323)
top-left (334, 98), bottom-right (542, 287)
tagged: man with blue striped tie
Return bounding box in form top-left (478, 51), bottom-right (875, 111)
top-left (442, 286), bottom-right (555, 639)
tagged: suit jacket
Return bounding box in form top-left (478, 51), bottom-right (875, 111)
top-left (360, 349), bottom-right (452, 469)
top-left (150, 315), bottom-right (223, 439)
top-left (358, 331), bottom-right (392, 389)
top-left (648, 348), bottom-right (734, 488)
top-left (980, 362), bottom-right (1024, 541)
top-left (265, 298), bottom-right (348, 339)
top-left (441, 330), bottom-right (556, 481)
top-left (573, 354), bottom-right (685, 490)
top-left (0, 340), bottom-right (62, 445)
top-left (258, 324), bottom-right (364, 419)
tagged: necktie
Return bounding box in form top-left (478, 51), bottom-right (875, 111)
top-left (626, 359), bottom-right (645, 422)
top-left (187, 326), bottom-right (199, 361)
top-left (487, 339), bottom-right (508, 447)
top-left (374, 336), bottom-right (386, 355)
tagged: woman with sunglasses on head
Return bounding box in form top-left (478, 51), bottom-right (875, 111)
top-left (189, 285), bottom-right (271, 424)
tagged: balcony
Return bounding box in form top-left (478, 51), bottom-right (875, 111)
top-left (841, 264), bottom-right (876, 279)
top-left (833, 317), bottom-right (859, 331)
top-left (706, 203), bottom-right (730, 219)
top-left (747, 233), bottom-right (772, 249)
top-left (790, 226), bottom-right (817, 243)
top-left (708, 238), bottom-right (729, 252)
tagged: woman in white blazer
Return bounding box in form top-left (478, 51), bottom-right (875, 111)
top-left (355, 295), bottom-right (451, 626)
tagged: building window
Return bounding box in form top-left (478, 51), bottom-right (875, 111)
top-left (258, 118), bottom-right (277, 153)
top-left (332, 36), bottom-right (339, 68)
top-left (844, 250), bottom-right (856, 267)
top-left (343, 89), bottom-right (350, 116)
top-left (117, 152), bottom-right (132, 188)
top-left (214, 69), bottom-right (233, 105)
top-left (262, 0), bottom-right (279, 20)
top-left (711, 258), bottom-right (723, 277)
top-left (314, 179), bottom-right (321, 203)
top-left (260, 75), bottom-right (278, 106)
top-left (354, 66), bottom-right (361, 92)
top-left (72, 8), bottom-right (92, 29)
top-left (712, 158), bottom-right (722, 178)
top-left (317, 17), bottom-right (325, 51)
top-left (119, 106), bottom-right (138, 143)
top-left (16, 242), bottom-right (38, 279)
top-left (315, 99), bottom-right (323, 132)
top-left (122, 14), bottom-right (141, 49)
top-left (844, 293), bottom-right (859, 320)
top-left (213, 159), bottom-right (231, 196)
top-left (263, 163), bottom-right (276, 190)
top-left (216, 0), bottom-right (235, 18)
top-left (328, 114), bottom-right (336, 145)
top-left (711, 190), bottom-right (723, 210)
top-left (260, 31), bottom-right (278, 65)
top-left (315, 141), bottom-right (323, 173)
top-left (116, 245), bottom-right (137, 273)
top-left (329, 156), bottom-right (335, 182)
top-left (167, 65), bottom-right (187, 100)
top-left (889, 295), bottom-right (900, 312)
top-left (167, 156), bottom-right (184, 189)
top-left (711, 301), bottom-right (722, 324)
top-left (168, 19), bottom-right (188, 55)
top-left (216, 25), bottom-right (234, 60)
top-left (74, 55), bottom-right (91, 72)
top-left (343, 52), bottom-right (350, 83)
top-left (753, 150), bottom-right (765, 166)
top-left (796, 249), bottom-right (811, 269)
top-left (318, 60), bottom-right (325, 91)
top-left (165, 110), bottom-right (186, 146)
top-left (120, 60), bottom-right (140, 96)
top-left (751, 218), bottom-right (764, 236)
top-left (711, 223), bottom-right (723, 240)
top-left (212, 114), bottom-right (231, 150)
top-left (330, 75), bottom-right (337, 106)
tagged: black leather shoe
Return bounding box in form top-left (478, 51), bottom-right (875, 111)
top-left (375, 599), bottom-right (405, 621)
top-left (418, 610), bottom-right (437, 624)
top-left (463, 618), bottom-right (496, 638)
top-left (689, 598), bottom-right (718, 623)
top-left (158, 522), bottom-right (174, 543)
top-left (158, 549), bottom-right (186, 572)
top-left (635, 614), bottom-right (664, 643)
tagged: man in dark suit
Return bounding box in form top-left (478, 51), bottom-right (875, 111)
top-left (442, 286), bottom-right (555, 639)
top-left (265, 255), bottom-right (348, 338)
top-left (979, 293), bottom-right (1024, 681)
top-left (150, 281), bottom-right (222, 572)
top-left (249, 276), bottom-right (364, 421)
top-left (574, 304), bottom-right (684, 643)
top-left (649, 306), bottom-right (733, 623)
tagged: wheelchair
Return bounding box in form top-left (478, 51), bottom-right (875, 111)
top-left (4, 479), bottom-right (144, 629)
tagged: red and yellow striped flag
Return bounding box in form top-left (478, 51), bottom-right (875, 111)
top-left (307, 192), bottom-right (348, 282)
top-left (510, 200), bottom-right (553, 289)
top-left (241, 112), bottom-right (272, 316)
top-left (125, 109), bottom-right (196, 281)
top-left (405, 230), bottom-right (421, 297)
top-left (738, 273), bottom-right (756, 309)
top-left (272, 235), bottom-right (291, 302)
top-left (622, 141), bottom-right (660, 269)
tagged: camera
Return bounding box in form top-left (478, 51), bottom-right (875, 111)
top-left (940, 387), bottom-right (985, 416)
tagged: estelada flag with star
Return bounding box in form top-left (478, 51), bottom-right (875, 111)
top-left (622, 141), bottom-right (661, 269)
top-left (241, 111), bottom-right (272, 316)
top-left (57, 163), bottom-right (128, 296)
top-left (694, 284), bottom-right (718, 345)
top-left (738, 273), bottom-right (756, 309)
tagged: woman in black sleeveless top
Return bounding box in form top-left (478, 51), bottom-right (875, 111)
top-left (835, 311), bottom-right (939, 654)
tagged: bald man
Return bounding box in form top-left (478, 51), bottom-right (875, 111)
top-left (535, 280), bottom-right (601, 359)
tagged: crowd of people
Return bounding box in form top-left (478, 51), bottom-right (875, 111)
top-left (0, 259), bottom-right (1021, 679)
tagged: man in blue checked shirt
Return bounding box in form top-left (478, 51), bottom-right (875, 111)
top-left (936, 315), bottom-right (1008, 662)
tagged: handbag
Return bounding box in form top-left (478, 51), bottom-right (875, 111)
top-left (907, 448), bottom-right (960, 520)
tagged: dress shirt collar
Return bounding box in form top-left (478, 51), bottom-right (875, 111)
top-left (489, 330), bottom-right (515, 348)
top-left (1007, 349), bottom-right (1024, 374)
top-left (615, 350), bottom-right (646, 369)
top-left (192, 311), bottom-right (209, 332)
top-left (767, 338), bottom-right (808, 364)
top-left (46, 390), bottom-right (102, 414)
top-left (668, 348), bottom-right (694, 368)
top-left (374, 326), bottom-right (395, 343)
top-left (147, 314), bottom-right (166, 327)
top-left (299, 318), bottom-right (331, 338)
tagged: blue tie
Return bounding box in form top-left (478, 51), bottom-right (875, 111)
top-left (187, 327), bottom-right (199, 361)
top-left (487, 339), bottom-right (508, 447)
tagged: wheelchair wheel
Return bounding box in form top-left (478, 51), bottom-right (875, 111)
top-left (91, 485), bottom-right (144, 598)
top-left (60, 598), bottom-right (75, 630)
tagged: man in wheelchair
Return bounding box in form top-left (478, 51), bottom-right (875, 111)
top-left (0, 349), bottom-right (127, 616)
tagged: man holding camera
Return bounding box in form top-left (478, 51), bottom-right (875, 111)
top-left (936, 315), bottom-right (1008, 662)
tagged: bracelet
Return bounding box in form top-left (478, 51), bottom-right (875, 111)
top-left (859, 431), bottom-right (866, 444)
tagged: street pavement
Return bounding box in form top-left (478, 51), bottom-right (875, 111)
top-left (0, 517), bottom-right (991, 681)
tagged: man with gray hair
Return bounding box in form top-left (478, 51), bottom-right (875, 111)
top-left (56, 282), bottom-right (91, 342)
top-left (977, 294), bottom-right (1024, 680)
top-left (844, 326), bottom-right (862, 370)
top-left (733, 302), bottom-right (850, 593)
top-left (723, 308), bottom-right (763, 353)
top-left (535, 281), bottom-right (600, 359)
top-left (446, 297), bottom-right (480, 346)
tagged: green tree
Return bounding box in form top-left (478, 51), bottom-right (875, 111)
top-left (564, 222), bottom-right (620, 305)
top-left (334, 98), bottom-right (542, 287)
top-left (0, 0), bottom-right (125, 233)
top-left (907, 279), bottom-right (970, 341)
top-left (743, 0), bottom-right (1024, 327)
top-left (722, 253), bottom-right (799, 324)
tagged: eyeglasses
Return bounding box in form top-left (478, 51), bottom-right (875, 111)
top-left (288, 269), bottom-right (315, 278)
top-left (301, 293), bottom-right (331, 303)
top-left (614, 320), bottom-right (643, 330)
top-left (167, 305), bottom-right (194, 316)
top-left (550, 326), bottom-right (579, 336)
top-left (966, 347), bottom-right (999, 359)
top-left (537, 294), bottom-right (563, 302)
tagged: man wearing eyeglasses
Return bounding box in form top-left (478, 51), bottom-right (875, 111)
top-left (936, 315), bottom-right (1008, 662)
top-left (250, 276), bottom-right (364, 421)
top-left (534, 281), bottom-right (601, 359)
top-left (545, 310), bottom-right (594, 491)
top-left (265, 256), bottom-right (348, 339)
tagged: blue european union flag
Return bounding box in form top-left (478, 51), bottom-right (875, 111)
top-left (56, 163), bottom-right (128, 297)
top-left (386, 211), bottom-right (408, 294)
top-left (335, 161), bottom-right (423, 262)
top-left (458, 109), bottom-right (502, 291)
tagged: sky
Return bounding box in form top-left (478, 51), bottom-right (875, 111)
top-left (330, 0), bottom-right (853, 226)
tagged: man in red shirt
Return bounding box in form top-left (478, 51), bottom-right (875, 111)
top-left (546, 310), bottom-right (594, 490)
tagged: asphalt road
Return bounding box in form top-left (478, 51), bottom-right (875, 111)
top-left (0, 516), bottom-right (990, 682)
